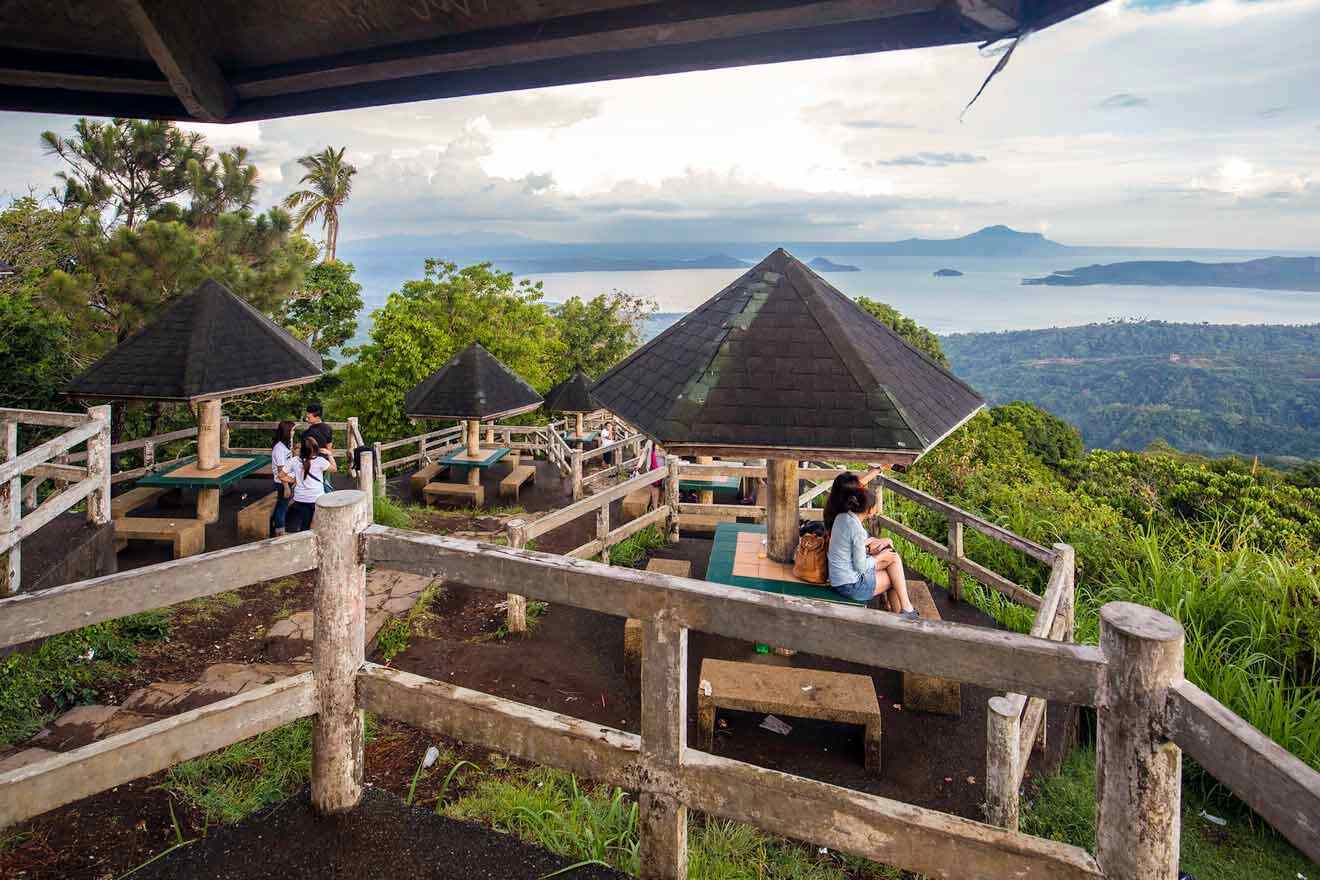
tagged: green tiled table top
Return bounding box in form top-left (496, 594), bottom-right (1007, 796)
top-left (704, 522), bottom-right (864, 606)
top-left (138, 453), bottom-right (270, 489)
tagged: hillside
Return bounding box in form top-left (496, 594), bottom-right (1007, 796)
top-left (942, 321), bottom-right (1320, 459)
top-left (1024, 256), bottom-right (1320, 291)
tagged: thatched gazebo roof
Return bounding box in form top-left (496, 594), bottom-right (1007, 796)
top-left (543, 369), bottom-right (599, 416)
top-left (66, 279), bottom-right (322, 402)
top-left (591, 248), bottom-right (984, 465)
top-left (404, 342), bottom-right (543, 421)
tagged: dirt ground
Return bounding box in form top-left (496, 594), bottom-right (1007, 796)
top-left (130, 786), bottom-right (628, 880)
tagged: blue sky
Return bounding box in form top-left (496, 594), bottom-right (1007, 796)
top-left (1, 0), bottom-right (1317, 249)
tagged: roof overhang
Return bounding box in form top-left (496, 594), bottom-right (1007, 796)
top-left (407, 401), bottom-right (543, 423)
top-left (0, 0), bottom-right (1106, 123)
top-left (65, 373), bottom-right (323, 405)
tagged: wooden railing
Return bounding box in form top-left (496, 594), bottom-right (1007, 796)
top-left (0, 407), bottom-right (111, 596)
top-left (0, 484), bottom-right (1317, 877)
top-left (573, 423), bottom-right (645, 500)
top-left (501, 459), bottom-right (679, 633)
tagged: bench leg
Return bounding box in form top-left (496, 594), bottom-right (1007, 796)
top-left (623, 618), bottom-right (642, 683)
top-left (697, 693), bottom-right (715, 751)
top-left (864, 720), bottom-right (882, 776)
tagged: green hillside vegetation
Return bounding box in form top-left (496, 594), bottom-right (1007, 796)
top-left (942, 320), bottom-right (1320, 460)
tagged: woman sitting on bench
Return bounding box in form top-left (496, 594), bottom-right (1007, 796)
top-left (825, 480), bottom-right (918, 620)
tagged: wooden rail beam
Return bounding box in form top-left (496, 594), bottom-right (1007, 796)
top-left (1166, 680), bottom-right (1320, 862)
top-left (0, 673), bottom-right (314, 829)
top-left (0, 418), bottom-right (101, 486)
top-left (363, 528), bottom-right (1105, 704)
top-left (0, 532), bottom-right (318, 649)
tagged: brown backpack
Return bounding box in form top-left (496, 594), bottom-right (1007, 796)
top-left (792, 531), bottom-right (829, 584)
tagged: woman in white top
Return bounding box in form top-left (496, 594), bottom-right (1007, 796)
top-left (269, 421), bottom-right (295, 536)
top-left (599, 422), bottom-right (615, 467)
top-left (283, 434), bottom-right (337, 533)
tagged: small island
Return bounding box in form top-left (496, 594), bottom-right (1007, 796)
top-left (933, 268), bottom-right (964, 277)
top-left (1023, 256), bottom-right (1320, 291)
top-left (808, 257), bottom-right (861, 272)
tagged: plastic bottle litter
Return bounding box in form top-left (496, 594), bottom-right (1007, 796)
top-left (422, 745), bottom-right (441, 769)
top-left (760, 715), bottom-right (792, 735)
top-left (1197, 810), bottom-right (1226, 827)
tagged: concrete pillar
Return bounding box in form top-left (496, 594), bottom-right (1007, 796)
top-left (985, 696), bottom-right (1021, 830)
top-left (196, 399), bottom-right (222, 524)
top-left (696, 455), bottom-right (713, 505)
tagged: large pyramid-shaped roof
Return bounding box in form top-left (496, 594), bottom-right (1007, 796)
top-left (543, 369), bottom-right (599, 415)
top-left (405, 342), bottom-right (543, 420)
top-left (66, 279), bottom-right (322, 402)
top-left (592, 249), bottom-right (984, 461)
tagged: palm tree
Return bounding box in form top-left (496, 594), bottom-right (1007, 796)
top-left (282, 146), bottom-right (356, 261)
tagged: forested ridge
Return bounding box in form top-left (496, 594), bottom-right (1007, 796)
top-left (942, 320), bottom-right (1320, 460)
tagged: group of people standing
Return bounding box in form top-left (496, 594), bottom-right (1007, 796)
top-left (269, 402), bottom-right (339, 536)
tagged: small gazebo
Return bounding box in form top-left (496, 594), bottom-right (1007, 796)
top-left (66, 279), bottom-right (323, 524)
top-left (543, 369), bottom-right (600, 445)
top-left (592, 248), bottom-right (984, 563)
top-left (404, 342), bottom-right (543, 490)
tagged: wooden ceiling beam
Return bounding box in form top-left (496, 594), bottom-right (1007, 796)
top-left (119, 0), bottom-right (235, 121)
top-left (233, 0), bottom-right (943, 100)
top-left (950, 0), bottom-right (1021, 32)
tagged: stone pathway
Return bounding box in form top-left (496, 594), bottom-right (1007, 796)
top-left (0, 568), bottom-right (437, 771)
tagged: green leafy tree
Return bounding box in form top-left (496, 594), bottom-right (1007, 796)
top-left (551, 290), bottom-right (655, 379)
top-left (0, 291), bottom-right (74, 411)
top-left (282, 146), bottom-right (356, 261)
top-left (334, 260), bottom-right (561, 441)
top-left (855, 296), bottom-right (950, 367)
top-left (990, 401), bottom-right (1083, 468)
top-left (280, 260), bottom-right (365, 369)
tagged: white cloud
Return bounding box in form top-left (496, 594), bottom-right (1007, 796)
top-left (1, 0), bottom-right (1318, 248)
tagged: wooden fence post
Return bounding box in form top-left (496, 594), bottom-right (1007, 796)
top-left (1, 418), bottom-right (18, 597)
top-left (640, 610), bottom-right (688, 879)
top-left (985, 696), bottom-right (1021, 830)
top-left (372, 442), bottom-right (384, 494)
top-left (1096, 602), bottom-right (1184, 880)
top-left (85, 405), bottom-right (111, 527)
top-left (947, 518), bottom-right (963, 602)
top-left (311, 489), bottom-right (368, 815)
top-left (597, 503), bottom-right (610, 565)
top-left (572, 448), bottom-right (584, 501)
top-left (220, 417), bottom-right (231, 454)
top-left (143, 439), bottom-right (155, 471)
top-left (356, 450), bottom-right (375, 526)
top-left (504, 519), bottom-right (529, 634)
top-left (665, 455), bottom-right (680, 543)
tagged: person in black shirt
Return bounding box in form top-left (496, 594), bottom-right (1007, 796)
top-left (301, 402), bottom-right (333, 452)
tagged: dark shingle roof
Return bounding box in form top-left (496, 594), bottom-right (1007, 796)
top-left (405, 342), bottom-right (543, 420)
top-left (66, 279), bottom-right (322, 402)
top-left (543, 370), bottom-right (599, 415)
top-left (591, 249), bottom-right (984, 460)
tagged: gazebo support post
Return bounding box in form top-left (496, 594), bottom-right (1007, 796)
top-left (196, 399), bottom-right (222, 524)
top-left (575, 411), bottom-right (584, 438)
top-left (466, 419), bottom-right (482, 488)
top-left (696, 455), bottom-right (714, 505)
top-left (765, 457), bottom-right (799, 563)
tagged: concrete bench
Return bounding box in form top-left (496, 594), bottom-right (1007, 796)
top-left (621, 488), bottom-right (652, 521)
top-left (111, 486), bottom-right (168, 520)
top-left (410, 462), bottom-right (450, 496)
top-left (115, 517), bottom-right (205, 559)
top-left (236, 491), bottom-right (279, 541)
top-left (423, 481), bottom-right (484, 508)
top-left (679, 510), bottom-right (740, 535)
top-left (901, 581), bottom-right (962, 716)
top-left (624, 559), bottom-right (691, 681)
top-left (499, 464), bottom-right (536, 501)
top-left (698, 658), bottom-right (881, 774)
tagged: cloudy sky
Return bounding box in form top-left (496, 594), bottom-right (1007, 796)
top-left (1, 0), bottom-right (1317, 250)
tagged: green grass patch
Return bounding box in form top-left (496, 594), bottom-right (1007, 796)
top-left (1022, 748), bottom-right (1314, 879)
top-left (373, 491), bottom-right (411, 528)
top-left (0, 610), bottom-right (171, 746)
top-left (444, 766), bottom-right (899, 878)
top-left (607, 525), bottom-right (667, 568)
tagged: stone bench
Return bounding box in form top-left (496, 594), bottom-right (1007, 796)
top-left (423, 481), bottom-right (484, 508)
top-left (621, 488), bottom-right (652, 521)
top-left (499, 464), bottom-right (536, 501)
top-left (901, 581), bottom-right (962, 716)
top-left (410, 461), bottom-right (450, 496)
top-left (678, 510), bottom-right (740, 535)
top-left (624, 558), bottom-right (691, 681)
top-left (698, 658), bottom-right (882, 774)
top-left (111, 486), bottom-right (168, 520)
top-left (115, 517), bottom-right (205, 559)
top-left (237, 490), bottom-right (280, 541)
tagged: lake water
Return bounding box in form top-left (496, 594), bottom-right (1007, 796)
top-left (348, 249), bottom-right (1320, 345)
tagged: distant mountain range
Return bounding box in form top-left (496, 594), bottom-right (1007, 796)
top-left (498, 254), bottom-right (750, 274)
top-left (807, 257), bottom-right (860, 272)
top-left (1024, 256), bottom-right (1320, 292)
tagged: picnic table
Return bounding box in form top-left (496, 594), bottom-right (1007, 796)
top-left (561, 430), bottom-right (599, 447)
top-left (704, 522), bottom-right (865, 605)
top-left (679, 474), bottom-right (740, 501)
top-left (436, 445), bottom-right (512, 482)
